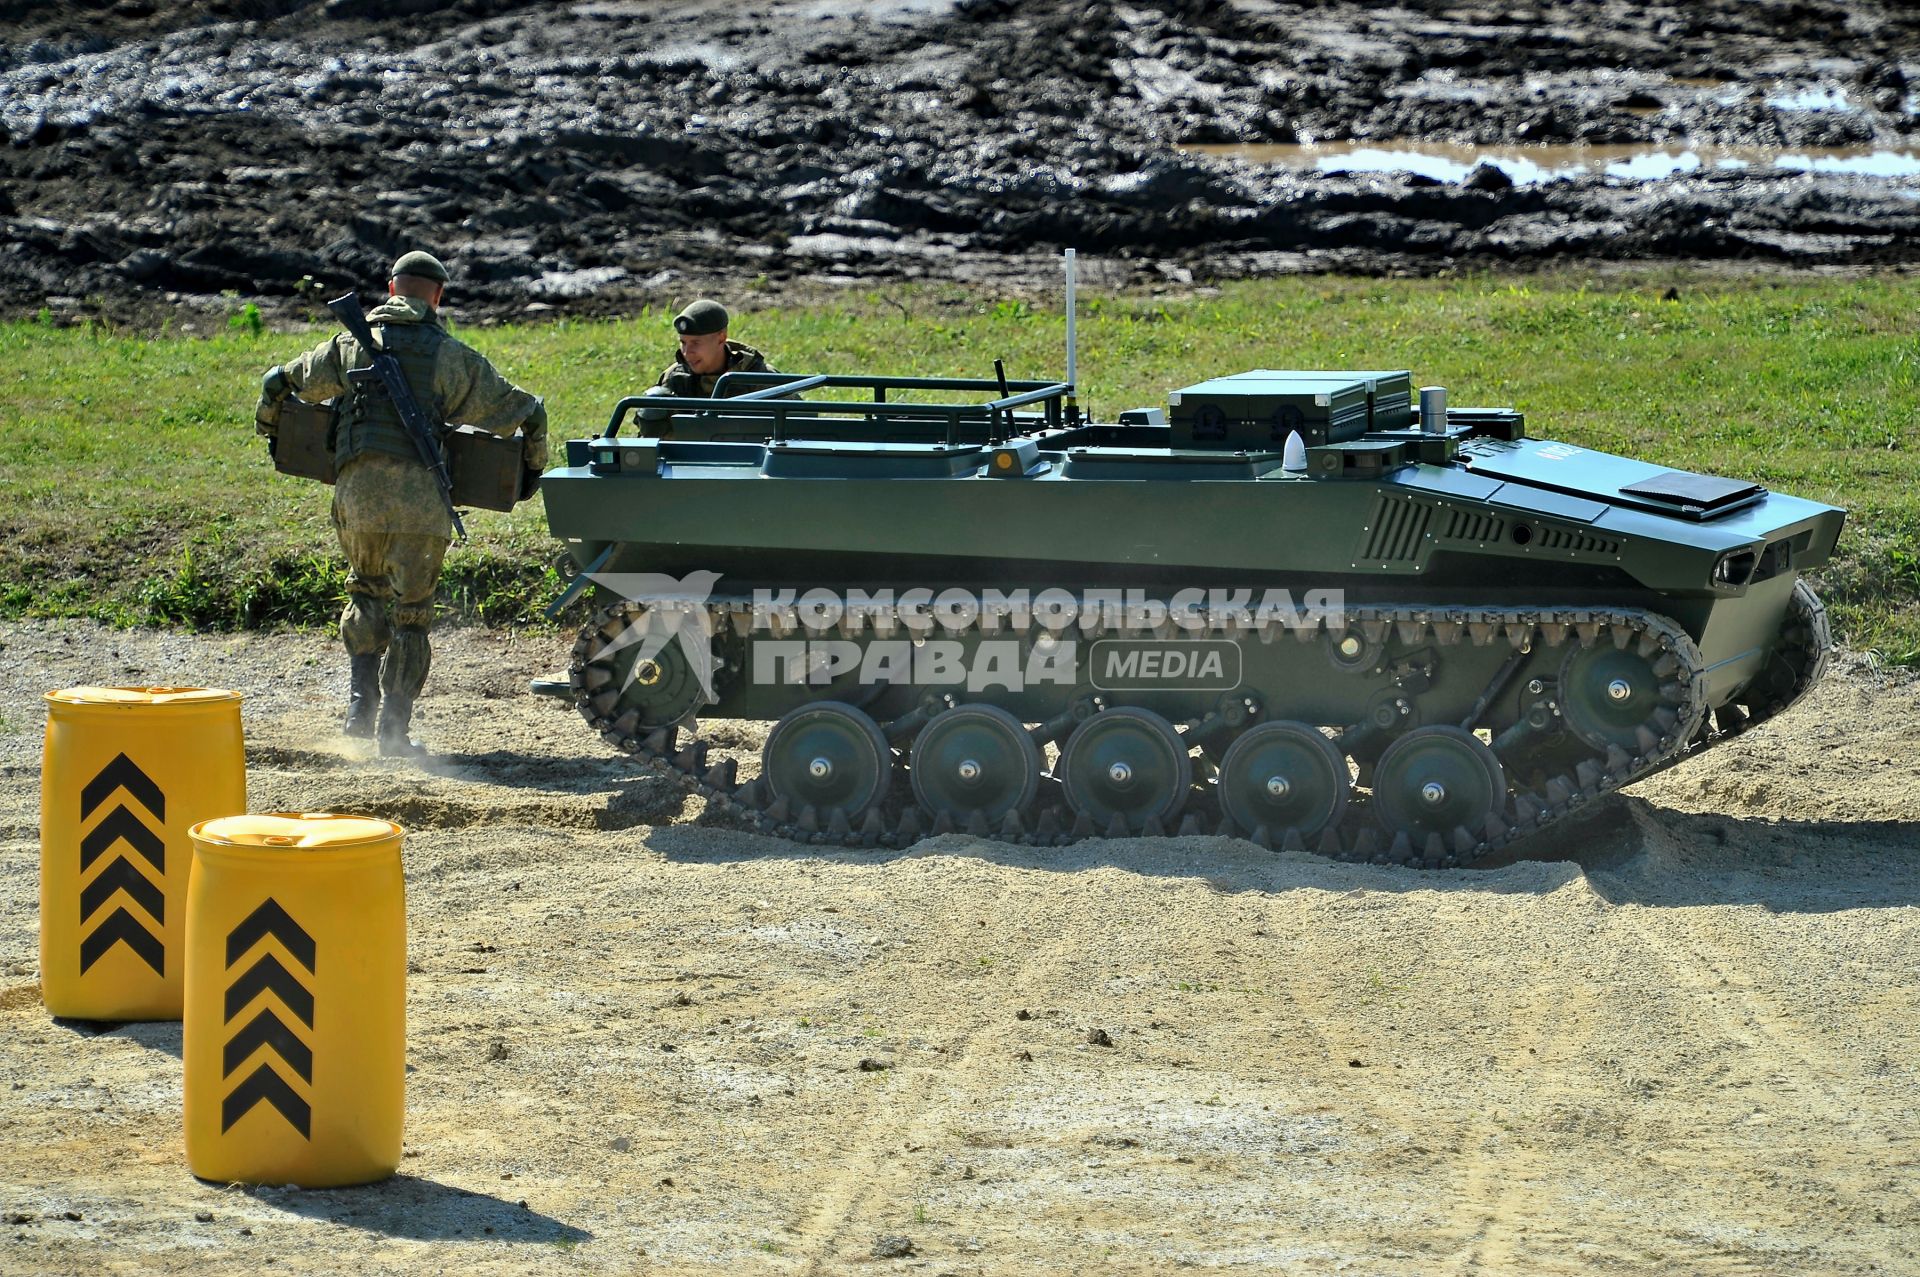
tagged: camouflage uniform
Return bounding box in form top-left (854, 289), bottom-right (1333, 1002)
top-left (273, 294), bottom-right (545, 751)
top-left (655, 341), bottom-right (779, 399)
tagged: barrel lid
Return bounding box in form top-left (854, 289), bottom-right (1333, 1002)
top-left (193, 813), bottom-right (401, 849)
top-left (46, 685), bottom-right (241, 706)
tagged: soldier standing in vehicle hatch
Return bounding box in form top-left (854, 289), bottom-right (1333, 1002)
top-left (655, 299), bottom-right (780, 397)
top-left (253, 250), bottom-right (548, 757)
top-left (638, 299), bottom-right (796, 432)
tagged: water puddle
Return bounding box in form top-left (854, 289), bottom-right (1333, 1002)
top-left (1187, 141), bottom-right (1920, 184)
top-left (1765, 87), bottom-right (1853, 113)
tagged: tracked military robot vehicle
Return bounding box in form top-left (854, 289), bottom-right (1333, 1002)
top-left (535, 362), bottom-right (1842, 868)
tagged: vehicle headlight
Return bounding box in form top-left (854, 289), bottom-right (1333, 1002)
top-left (1713, 549), bottom-right (1758, 587)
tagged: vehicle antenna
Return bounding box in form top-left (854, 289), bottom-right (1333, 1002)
top-left (993, 357), bottom-right (1010, 443)
top-left (1064, 248), bottom-right (1081, 426)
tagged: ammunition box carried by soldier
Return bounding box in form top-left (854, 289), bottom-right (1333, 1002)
top-left (267, 393), bottom-right (522, 513)
top-left (269, 398), bottom-right (340, 485)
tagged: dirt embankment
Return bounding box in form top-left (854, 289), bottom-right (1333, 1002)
top-left (0, 618), bottom-right (1916, 1274)
top-left (3, 0), bottom-right (1919, 323)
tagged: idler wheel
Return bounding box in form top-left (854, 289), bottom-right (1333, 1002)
top-left (762, 701), bottom-right (892, 822)
top-left (1216, 720), bottom-right (1350, 841)
top-left (1371, 725), bottom-right (1506, 842)
top-left (910, 703), bottom-right (1042, 826)
top-left (1732, 578), bottom-right (1832, 721)
top-left (1059, 706), bottom-right (1191, 834)
top-left (1560, 639), bottom-right (1683, 753)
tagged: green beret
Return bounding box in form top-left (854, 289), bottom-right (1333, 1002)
top-left (673, 299), bottom-right (729, 336)
top-left (390, 250), bottom-right (450, 284)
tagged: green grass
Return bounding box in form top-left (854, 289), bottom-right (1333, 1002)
top-left (1, 272), bottom-right (1914, 659)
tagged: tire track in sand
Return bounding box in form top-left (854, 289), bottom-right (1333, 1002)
top-left (1611, 903), bottom-right (1907, 1153)
top-left (1440, 973), bottom-right (1609, 1277)
top-left (783, 873), bottom-right (1375, 1271)
top-left (781, 872), bottom-right (1091, 1274)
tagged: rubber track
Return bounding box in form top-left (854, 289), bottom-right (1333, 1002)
top-left (566, 594), bottom-right (1823, 869)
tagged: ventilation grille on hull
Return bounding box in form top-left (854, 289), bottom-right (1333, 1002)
top-left (1439, 508), bottom-right (1506, 545)
top-left (1535, 526), bottom-right (1622, 556)
top-left (1360, 498), bottom-right (1432, 565)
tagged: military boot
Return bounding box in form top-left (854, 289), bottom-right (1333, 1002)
top-left (342, 653), bottom-right (382, 739)
top-left (377, 693), bottom-right (426, 758)
top-left (377, 624), bottom-right (432, 758)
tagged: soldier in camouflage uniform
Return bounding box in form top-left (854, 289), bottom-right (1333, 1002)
top-left (253, 250), bottom-right (548, 757)
top-left (639, 299), bottom-right (792, 431)
top-left (656, 299), bottom-right (779, 396)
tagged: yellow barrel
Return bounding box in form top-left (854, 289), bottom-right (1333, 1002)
top-left (184, 813), bottom-right (406, 1188)
top-left (39, 686), bottom-right (246, 1020)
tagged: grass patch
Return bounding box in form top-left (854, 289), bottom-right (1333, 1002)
top-left (1, 271), bottom-right (1913, 659)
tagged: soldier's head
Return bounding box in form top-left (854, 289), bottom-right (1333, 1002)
top-left (674, 299), bottom-right (730, 375)
top-left (389, 251), bottom-right (450, 308)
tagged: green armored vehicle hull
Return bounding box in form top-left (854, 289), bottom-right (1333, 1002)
top-left (537, 369), bottom-right (1842, 867)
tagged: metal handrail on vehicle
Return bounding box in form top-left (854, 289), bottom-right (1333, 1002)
top-left (602, 372), bottom-right (1076, 446)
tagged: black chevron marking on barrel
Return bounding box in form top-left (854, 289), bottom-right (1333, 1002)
top-left (220, 900), bottom-right (318, 1140)
top-left (223, 1007), bottom-right (314, 1083)
top-left (79, 752), bottom-right (165, 823)
top-left (224, 953), bottom-right (315, 1028)
top-left (220, 1063), bottom-right (311, 1138)
top-left (78, 906), bottom-right (164, 975)
top-left (79, 855), bottom-right (164, 925)
top-left (224, 898), bottom-right (316, 974)
top-left (79, 805), bottom-right (164, 874)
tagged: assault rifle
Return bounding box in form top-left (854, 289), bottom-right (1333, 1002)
top-left (326, 291), bottom-right (467, 542)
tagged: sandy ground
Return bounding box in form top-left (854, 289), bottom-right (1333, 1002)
top-left (0, 618), bottom-right (1916, 1276)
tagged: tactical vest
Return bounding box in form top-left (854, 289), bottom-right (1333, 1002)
top-left (661, 342), bottom-right (768, 399)
top-left (334, 322), bottom-right (447, 469)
